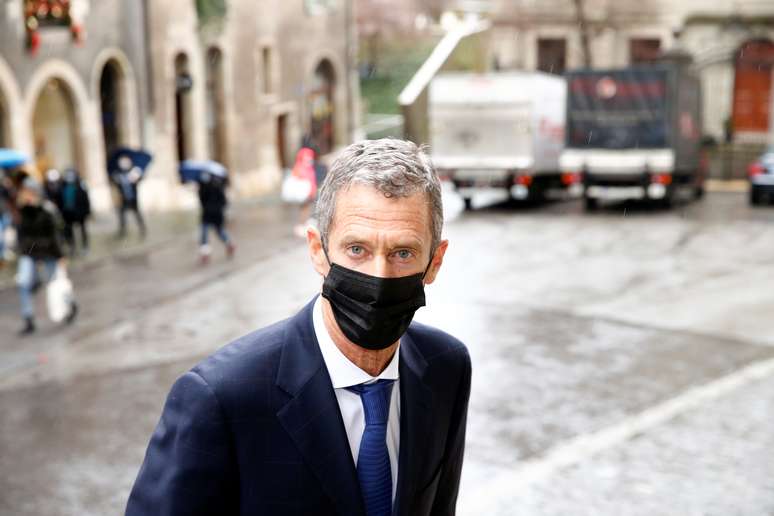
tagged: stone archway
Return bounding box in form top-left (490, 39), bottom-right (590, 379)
top-left (0, 93), bottom-right (8, 148)
top-left (205, 46), bottom-right (227, 165)
top-left (174, 53), bottom-right (195, 162)
top-left (99, 60), bottom-right (125, 157)
top-left (30, 78), bottom-right (82, 176)
top-left (309, 59), bottom-right (336, 155)
top-left (0, 56), bottom-right (24, 150)
top-left (732, 39), bottom-right (774, 136)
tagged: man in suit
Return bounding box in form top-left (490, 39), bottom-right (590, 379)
top-left (126, 138), bottom-right (472, 516)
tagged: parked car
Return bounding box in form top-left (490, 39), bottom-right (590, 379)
top-left (749, 147), bottom-right (774, 206)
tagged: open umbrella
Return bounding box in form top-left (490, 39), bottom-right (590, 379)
top-left (0, 149), bottom-right (30, 169)
top-left (107, 147), bottom-right (153, 177)
top-left (179, 160), bottom-right (227, 183)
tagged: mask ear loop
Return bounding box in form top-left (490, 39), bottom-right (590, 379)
top-left (422, 250), bottom-right (435, 280)
top-left (322, 237), bottom-right (332, 268)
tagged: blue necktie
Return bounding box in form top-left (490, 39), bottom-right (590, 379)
top-left (347, 379), bottom-right (395, 516)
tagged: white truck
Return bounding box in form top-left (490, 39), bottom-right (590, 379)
top-left (429, 72), bottom-right (578, 209)
top-left (560, 62), bottom-right (705, 210)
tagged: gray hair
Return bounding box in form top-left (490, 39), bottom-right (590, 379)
top-left (316, 138), bottom-right (443, 255)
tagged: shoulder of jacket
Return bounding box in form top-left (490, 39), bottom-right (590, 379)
top-left (407, 321), bottom-right (469, 364)
top-left (191, 317), bottom-right (290, 388)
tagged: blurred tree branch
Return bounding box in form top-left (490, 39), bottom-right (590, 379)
top-left (573, 0), bottom-right (592, 67)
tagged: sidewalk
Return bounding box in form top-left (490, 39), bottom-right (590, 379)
top-left (705, 179), bottom-right (749, 193)
top-left (0, 194), bottom-right (290, 292)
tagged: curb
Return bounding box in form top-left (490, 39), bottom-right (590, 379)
top-left (705, 179), bottom-right (748, 193)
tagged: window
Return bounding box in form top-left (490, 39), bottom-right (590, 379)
top-left (304, 0), bottom-right (337, 15)
top-left (195, 0), bottom-right (227, 25)
top-left (630, 38), bottom-right (661, 65)
top-left (24, 0), bottom-right (71, 29)
top-left (537, 38), bottom-right (566, 75)
top-left (261, 47), bottom-right (273, 95)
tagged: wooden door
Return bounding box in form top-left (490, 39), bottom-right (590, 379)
top-left (733, 40), bottom-right (774, 133)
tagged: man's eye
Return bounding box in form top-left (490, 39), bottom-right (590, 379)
top-left (348, 245), bottom-right (363, 255)
top-left (395, 250), bottom-right (412, 260)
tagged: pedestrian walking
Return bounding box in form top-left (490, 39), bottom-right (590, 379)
top-left (111, 156), bottom-right (146, 239)
top-left (60, 168), bottom-right (91, 255)
top-left (127, 139), bottom-right (470, 515)
top-left (15, 178), bottom-right (77, 335)
top-left (197, 171), bottom-right (235, 265)
top-left (286, 141), bottom-right (319, 237)
top-left (0, 171), bottom-right (12, 267)
top-left (43, 168), bottom-right (64, 212)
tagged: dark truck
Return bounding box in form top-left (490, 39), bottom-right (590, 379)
top-left (559, 61), bottom-right (705, 210)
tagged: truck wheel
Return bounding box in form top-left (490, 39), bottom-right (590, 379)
top-left (694, 185), bottom-right (705, 200)
top-left (750, 189), bottom-right (762, 206)
top-left (583, 196), bottom-right (598, 212)
top-left (463, 197), bottom-right (473, 210)
top-left (656, 187), bottom-right (675, 210)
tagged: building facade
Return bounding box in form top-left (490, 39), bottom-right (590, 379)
top-left (487, 0), bottom-right (774, 146)
top-left (144, 0), bottom-right (359, 209)
top-left (0, 0), bottom-right (358, 212)
top-left (0, 0), bottom-right (149, 212)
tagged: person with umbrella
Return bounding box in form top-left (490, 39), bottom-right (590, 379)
top-left (109, 152), bottom-right (148, 239)
top-left (198, 170), bottom-right (235, 264)
top-left (15, 177), bottom-right (78, 335)
top-left (180, 160), bottom-right (235, 264)
top-left (0, 150), bottom-right (31, 267)
top-left (0, 171), bottom-right (12, 268)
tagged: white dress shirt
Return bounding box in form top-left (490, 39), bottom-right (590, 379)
top-left (313, 296), bottom-right (401, 501)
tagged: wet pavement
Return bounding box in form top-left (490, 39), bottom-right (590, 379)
top-left (1, 191), bottom-right (774, 515)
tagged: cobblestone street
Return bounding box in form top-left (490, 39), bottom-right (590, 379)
top-left (2, 191), bottom-right (774, 514)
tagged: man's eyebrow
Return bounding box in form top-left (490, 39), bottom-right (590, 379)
top-left (338, 233), bottom-right (373, 245)
top-left (388, 238), bottom-right (423, 249)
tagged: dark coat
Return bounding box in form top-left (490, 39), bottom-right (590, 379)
top-left (60, 180), bottom-right (91, 222)
top-left (126, 297), bottom-right (472, 516)
top-left (111, 172), bottom-right (140, 208)
top-left (198, 180), bottom-right (228, 226)
top-left (17, 202), bottom-right (64, 260)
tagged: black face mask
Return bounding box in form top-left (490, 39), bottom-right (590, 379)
top-left (321, 262), bottom-right (429, 351)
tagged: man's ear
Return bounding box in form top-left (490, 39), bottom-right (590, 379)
top-left (423, 239), bottom-right (449, 285)
top-left (307, 226), bottom-right (330, 278)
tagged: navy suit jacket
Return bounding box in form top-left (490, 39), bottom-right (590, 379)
top-left (126, 298), bottom-right (471, 515)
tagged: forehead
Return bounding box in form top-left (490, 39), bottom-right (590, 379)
top-left (330, 183), bottom-right (432, 244)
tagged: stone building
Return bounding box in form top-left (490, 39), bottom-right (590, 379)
top-left (0, 0), bottom-right (358, 212)
top-left (0, 0), bottom-right (148, 212)
top-left (487, 0), bottom-right (774, 146)
top-left (144, 0), bottom-right (359, 209)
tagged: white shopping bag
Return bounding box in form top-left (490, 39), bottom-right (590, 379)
top-left (281, 172), bottom-right (313, 204)
top-left (46, 264), bottom-right (74, 323)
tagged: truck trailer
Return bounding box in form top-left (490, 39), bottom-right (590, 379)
top-left (560, 63), bottom-right (705, 210)
top-left (429, 72), bottom-right (578, 208)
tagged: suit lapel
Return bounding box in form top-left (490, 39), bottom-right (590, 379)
top-left (276, 299), bottom-right (365, 516)
top-left (394, 329), bottom-right (433, 516)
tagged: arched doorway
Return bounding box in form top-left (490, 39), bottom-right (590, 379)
top-left (732, 39), bottom-right (774, 135)
top-left (174, 53), bottom-right (194, 162)
top-left (205, 47), bottom-right (227, 165)
top-left (99, 60), bottom-right (125, 158)
top-left (32, 78), bottom-right (81, 176)
top-left (0, 96), bottom-right (8, 147)
top-left (309, 60), bottom-right (336, 155)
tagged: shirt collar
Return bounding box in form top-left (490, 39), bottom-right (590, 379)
top-left (313, 296), bottom-right (400, 389)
